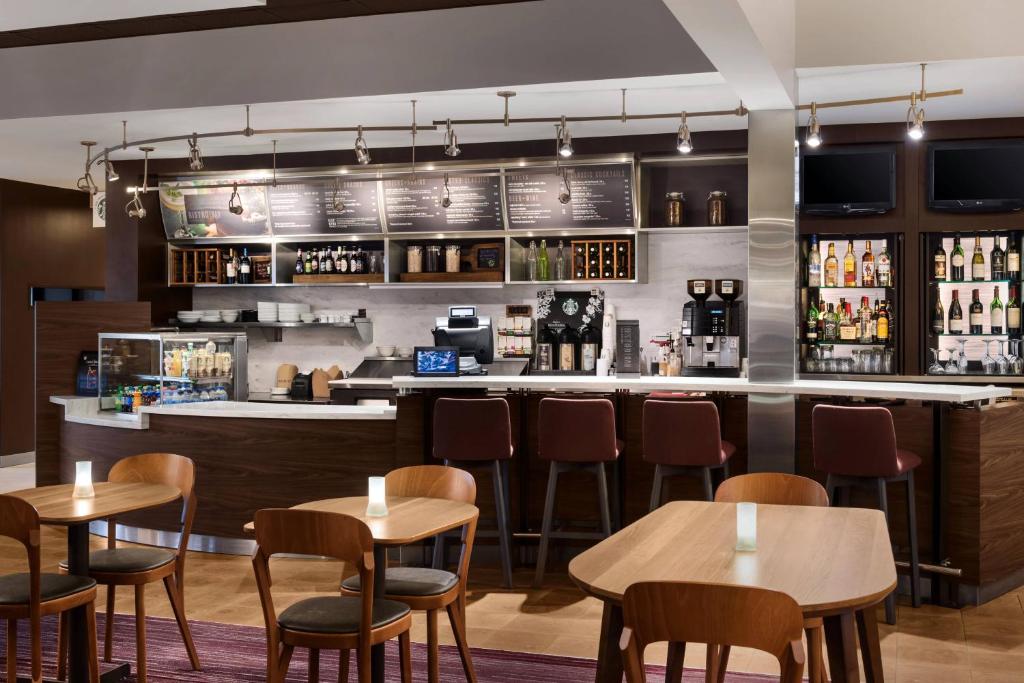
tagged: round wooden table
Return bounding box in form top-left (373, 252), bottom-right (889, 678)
top-left (568, 500), bottom-right (897, 683)
top-left (245, 495), bottom-right (479, 683)
top-left (10, 482), bottom-right (181, 683)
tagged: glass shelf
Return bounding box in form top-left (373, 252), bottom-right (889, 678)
top-left (930, 279), bottom-right (1018, 286)
top-left (804, 285), bottom-right (895, 290)
top-left (808, 340), bottom-right (892, 347)
top-left (933, 333), bottom-right (1011, 338)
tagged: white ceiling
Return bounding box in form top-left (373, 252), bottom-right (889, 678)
top-left (0, 0), bottom-right (263, 31)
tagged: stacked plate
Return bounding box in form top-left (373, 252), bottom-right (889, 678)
top-left (199, 309), bottom-right (221, 323)
top-left (277, 303), bottom-right (311, 323)
top-left (257, 302), bottom-right (278, 322)
top-left (178, 310), bottom-right (201, 323)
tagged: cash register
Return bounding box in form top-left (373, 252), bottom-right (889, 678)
top-left (432, 305), bottom-right (494, 375)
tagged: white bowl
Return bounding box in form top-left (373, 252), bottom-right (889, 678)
top-left (376, 345), bottom-right (396, 357)
top-left (397, 346), bottom-right (414, 358)
top-left (221, 313), bottom-right (239, 323)
top-left (300, 314), bottom-right (316, 323)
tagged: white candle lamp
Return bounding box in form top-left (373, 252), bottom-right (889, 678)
top-left (72, 461), bottom-right (95, 499)
top-left (736, 502), bottom-right (757, 551)
top-left (366, 476), bottom-right (388, 517)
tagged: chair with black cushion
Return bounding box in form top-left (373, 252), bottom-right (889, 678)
top-left (57, 453), bottom-right (200, 683)
top-left (1, 494), bottom-right (100, 683)
top-left (253, 508), bottom-right (413, 683)
top-left (341, 465), bottom-right (478, 683)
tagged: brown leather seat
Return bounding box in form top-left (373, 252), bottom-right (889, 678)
top-left (59, 548), bottom-right (175, 574)
top-left (341, 567), bottom-right (459, 597)
top-left (277, 597), bottom-right (410, 634)
top-left (0, 574), bottom-right (95, 606)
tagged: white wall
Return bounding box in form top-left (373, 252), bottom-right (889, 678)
top-left (193, 232), bottom-right (749, 392)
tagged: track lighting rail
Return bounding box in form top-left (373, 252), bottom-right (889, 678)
top-left (431, 104), bottom-right (748, 127)
top-left (796, 88), bottom-right (963, 111)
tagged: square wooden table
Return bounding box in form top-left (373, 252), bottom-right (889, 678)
top-left (10, 482), bottom-right (181, 683)
top-left (568, 500), bottom-right (897, 683)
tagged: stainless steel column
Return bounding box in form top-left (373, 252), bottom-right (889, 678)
top-left (746, 109), bottom-right (797, 472)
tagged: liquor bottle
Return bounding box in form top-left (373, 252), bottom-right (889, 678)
top-left (859, 296), bottom-right (874, 343)
top-left (948, 290), bottom-right (964, 335)
top-left (823, 303), bottom-right (838, 341)
top-left (225, 248), bottom-right (237, 285)
top-left (876, 301), bottom-right (890, 343)
top-left (933, 240), bottom-right (947, 281)
top-left (807, 235), bottom-right (822, 287)
top-left (538, 239), bottom-right (550, 281)
top-left (806, 299), bottom-right (819, 343)
top-left (969, 289), bottom-right (984, 334)
top-left (337, 245), bottom-right (349, 273)
top-left (527, 240), bottom-right (538, 281)
top-left (558, 325), bottom-right (580, 371)
top-left (824, 242), bottom-right (838, 287)
top-left (843, 240), bottom-right (857, 287)
top-left (931, 288), bottom-right (945, 335)
top-left (871, 299), bottom-right (880, 341)
top-left (951, 236), bottom-right (965, 282)
top-left (991, 285), bottom-right (1004, 334)
top-left (579, 323), bottom-right (601, 372)
top-left (303, 249), bottom-right (312, 274)
top-left (876, 240), bottom-right (892, 287)
top-left (972, 237), bottom-right (986, 281)
top-left (816, 297), bottom-right (826, 340)
top-left (991, 237), bottom-right (1006, 281)
top-left (861, 240), bottom-right (875, 287)
top-left (1008, 285), bottom-right (1022, 336)
top-left (294, 248), bottom-right (304, 275)
top-left (555, 241), bottom-right (567, 281)
top-left (238, 248), bottom-right (252, 284)
top-left (839, 302), bottom-right (857, 341)
top-left (1008, 238), bottom-right (1021, 281)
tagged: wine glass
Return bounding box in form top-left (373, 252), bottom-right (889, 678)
top-left (957, 338), bottom-right (970, 374)
top-left (928, 348), bottom-right (944, 375)
top-left (945, 347), bottom-right (960, 374)
top-left (981, 339), bottom-right (997, 375)
top-left (1010, 340), bottom-right (1024, 375)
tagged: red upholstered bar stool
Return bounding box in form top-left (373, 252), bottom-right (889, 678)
top-left (533, 397), bottom-right (620, 588)
top-left (812, 404), bottom-right (921, 625)
top-left (644, 400), bottom-right (735, 510)
top-left (433, 397), bottom-right (515, 588)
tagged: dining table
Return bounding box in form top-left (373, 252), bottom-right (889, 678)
top-left (244, 494), bottom-right (479, 683)
top-left (9, 481), bottom-right (182, 683)
top-left (568, 500), bottom-right (897, 683)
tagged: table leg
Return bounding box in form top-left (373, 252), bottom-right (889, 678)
top-left (823, 611), bottom-right (859, 683)
top-left (856, 604), bottom-right (885, 683)
top-left (595, 601), bottom-right (624, 683)
top-left (371, 545), bottom-right (387, 683)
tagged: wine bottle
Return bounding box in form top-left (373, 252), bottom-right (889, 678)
top-left (969, 288), bottom-right (984, 334)
top-left (239, 248), bottom-right (252, 285)
top-left (337, 245), bottom-right (350, 273)
top-left (972, 237), bottom-right (986, 281)
top-left (991, 237), bottom-right (1006, 281)
top-left (322, 246), bottom-right (334, 274)
top-left (843, 240), bottom-right (857, 287)
top-left (807, 235), bottom-right (822, 287)
top-left (933, 241), bottom-right (947, 281)
top-left (861, 240), bottom-right (875, 287)
top-left (991, 286), bottom-right (1004, 334)
top-left (1008, 285), bottom-right (1021, 337)
top-left (876, 240), bottom-right (892, 287)
top-left (824, 243), bottom-right (839, 287)
top-left (527, 240), bottom-right (538, 281)
top-left (555, 241), bottom-right (567, 281)
top-left (948, 290), bottom-right (964, 335)
top-left (225, 248), bottom-right (237, 285)
top-left (931, 288), bottom-right (945, 335)
top-left (538, 239), bottom-right (550, 281)
top-left (1008, 238), bottom-right (1021, 281)
top-left (951, 236), bottom-right (965, 282)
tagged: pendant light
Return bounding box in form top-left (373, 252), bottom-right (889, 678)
top-left (103, 152), bottom-right (119, 182)
top-left (125, 146), bottom-right (152, 217)
top-left (354, 126), bottom-right (371, 165)
top-left (228, 183), bottom-right (244, 215)
top-left (906, 91), bottom-right (925, 140)
top-left (805, 102), bottom-right (822, 148)
top-left (557, 115), bottom-right (573, 158)
top-left (76, 141), bottom-right (99, 202)
top-left (443, 119), bottom-right (461, 157)
top-left (126, 190), bottom-right (146, 218)
top-left (441, 173), bottom-right (453, 208)
top-left (558, 169), bottom-right (572, 205)
top-left (187, 133), bottom-right (204, 171)
top-left (331, 178), bottom-right (345, 212)
top-left (676, 112), bottom-right (693, 154)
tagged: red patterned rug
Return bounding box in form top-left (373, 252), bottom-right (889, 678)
top-left (1, 613), bottom-right (779, 682)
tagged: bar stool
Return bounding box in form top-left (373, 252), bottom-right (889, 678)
top-left (432, 397), bottom-right (514, 588)
top-left (533, 397), bottom-right (620, 588)
top-left (812, 404), bottom-right (921, 625)
top-left (644, 400), bottom-right (735, 510)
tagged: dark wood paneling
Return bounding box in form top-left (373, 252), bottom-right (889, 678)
top-left (973, 403), bottom-right (1024, 585)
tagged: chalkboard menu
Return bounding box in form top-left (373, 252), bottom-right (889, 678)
top-left (382, 173), bottom-right (503, 232)
top-left (267, 180), bottom-right (382, 235)
top-left (160, 182), bottom-right (271, 239)
top-left (506, 163), bottom-right (635, 229)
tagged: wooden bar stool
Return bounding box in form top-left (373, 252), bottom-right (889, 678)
top-left (253, 508), bottom-right (413, 683)
top-left (620, 581), bottom-right (806, 683)
top-left (533, 397), bottom-right (620, 588)
top-left (57, 453), bottom-right (200, 683)
top-left (812, 404), bottom-right (922, 625)
top-left (644, 400), bottom-right (735, 510)
top-left (1, 495), bottom-right (101, 683)
top-left (432, 397), bottom-right (514, 588)
top-left (341, 465), bottom-right (478, 683)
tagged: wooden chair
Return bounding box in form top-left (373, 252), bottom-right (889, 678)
top-left (57, 452), bottom-right (200, 683)
top-left (620, 581), bottom-right (805, 683)
top-left (252, 508), bottom-right (413, 683)
top-left (713, 472), bottom-right (829, 683)
top-left (0, 494), bottom-right (100, 683)
top-left (340, 465), bottom-right (478, 683)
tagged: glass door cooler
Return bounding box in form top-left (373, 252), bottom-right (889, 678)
top-left (924, 231), bottom-right (1023, 375)
top-left (799, 233), bottom-right (900, 375)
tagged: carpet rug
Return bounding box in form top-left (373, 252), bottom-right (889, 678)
top-left (0, 613), bottom-right (779, 682)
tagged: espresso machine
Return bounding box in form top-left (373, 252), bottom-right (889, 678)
top-left (680, 278), bottom-right (744, 377)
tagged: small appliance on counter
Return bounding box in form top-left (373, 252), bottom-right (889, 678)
top-left (289, 372), bottom-right (313, 400)
top-left (680, 278), bottom-right (744, 377)
top-left (432, 305), bottom-right (493, 375)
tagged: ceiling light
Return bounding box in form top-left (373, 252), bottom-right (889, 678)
top-left (676, 112), bottom-right (692, 154)
top-left (126, 190), bottom-right (146, 219)
top-left (442, 173), bottom-right (453, 209)
top-left (558, 169), bottom-right (571, 204)
top-left (907, 92), bottom-right (925, 140)
top-left (187, 133), bottom-right (204, 171)
top-left (331, 179), bottom-right (345, 212)
top-left (354, 126), bottom-right (371, 165)
top-left (557, 116), bottom-right (573, 158)
top-left (443, 119), bottom-right (461, 157)
top-left (228, 183), bottom-right (244, 215)
top-left (805, 102), bottom-right (822, 148)
top-left (76, 141), bottom-right (99, 202)
top-left (103, 153), bottom-right (119, 183)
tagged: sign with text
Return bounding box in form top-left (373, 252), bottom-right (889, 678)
top-left (506, 163), bottom-right (635, 230)
top-left (160, 181), bottom-right (270, 239)
top-left (382, 173), bottom-right (503, 232)
top-left (268, 179), bottom-right (382, 235)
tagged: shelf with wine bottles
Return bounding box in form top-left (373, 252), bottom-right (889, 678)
top-left (803, 285), bottom-right (896, 291)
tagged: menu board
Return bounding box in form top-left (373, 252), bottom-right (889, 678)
top-left (506, 163), bottom-right (635, 229)
top-left (160, 181), bottom-right (271, 239)
top-left (382, 173), bottom-right (503, 232)
top-left (267, 179), bottom-right (382, 235)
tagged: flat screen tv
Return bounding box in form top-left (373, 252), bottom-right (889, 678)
top-left (801, 146), bottom-right (896, 216)
top-left (928, 140), bottom-right (1024, 213)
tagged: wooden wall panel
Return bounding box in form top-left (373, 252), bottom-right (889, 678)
top-left (977, 403), bottom-right (1024, 585)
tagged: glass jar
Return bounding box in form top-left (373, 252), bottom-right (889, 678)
top-left (445, 245), bottom-right (461, 273)
top-left (664, 192), bottom-right (684, 227)
top-left (425, 245), bottom-right (442, 273)
top-left (707, 190), bottom-right (727, 226)
top-left (406, 246), bottom-right (423, 273)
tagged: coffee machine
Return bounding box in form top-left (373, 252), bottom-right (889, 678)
top-left (680, 278), bottom-right (744, 377)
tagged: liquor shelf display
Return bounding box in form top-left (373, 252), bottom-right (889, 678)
top-left (924, 230), bottom-right (1024, 375)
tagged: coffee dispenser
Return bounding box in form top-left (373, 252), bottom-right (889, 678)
top-left (680, 278), bottom-right (744, 376)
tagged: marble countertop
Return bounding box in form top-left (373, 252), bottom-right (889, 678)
top-left (51, 396), bottom-right (147, 430)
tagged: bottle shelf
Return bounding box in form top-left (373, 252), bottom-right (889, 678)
top-left (806, 340), bottom-right (893, 347)
top-left (933, 333), bottom-right (1012, 338)
top-left (930, 279), bottom-right (1019, 286)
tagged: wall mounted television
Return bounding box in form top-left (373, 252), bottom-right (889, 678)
top-left (800, 145), bottom-right (897, 216)
top-left (928, 139), bottom-right (1024, 213)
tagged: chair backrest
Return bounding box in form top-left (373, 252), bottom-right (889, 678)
top-left (0, 494), bottom-right (43, 673)
top-left (812, 405), bottom-right (899, 478)
top-left (538, 397), bottom-right (619, 463)
top-left (715, 473), bottom-right (828, 507)
top-left (643, 400), bottom-right (724, 467)
top-left (433, 398), bottom-right (513, 462)
top-left (620, 581), bottom-right (805, 683)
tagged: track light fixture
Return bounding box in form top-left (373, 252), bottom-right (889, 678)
top-left (228, 183), bottom-right (244, 215)
top-left (676, 112), bottom-right (693, 154)
top-left (126, 190), bottom-right (146, 218)
top-left (907, 91), bottom-right (925, 140)
top-left (557, 116), bottom-right (573, 158)
top-left (441, 173), bottom-right (453, 209)
top-left (331, 178), bottom-right (346, 212)
top-left (805, 102), bottom-right (822, 148)
top-left (187, 133), bottom-right (204, 171)
top-left (103, 152), bottom-right (119, 182)
top-left (443, 119), bottom-right (461, 157)
top-left (558, 169), bottom-right (572, 205)
top-left (76, 141), bottom-right (99, 203)
top-left (354, 126), bottom-right (371, 165)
